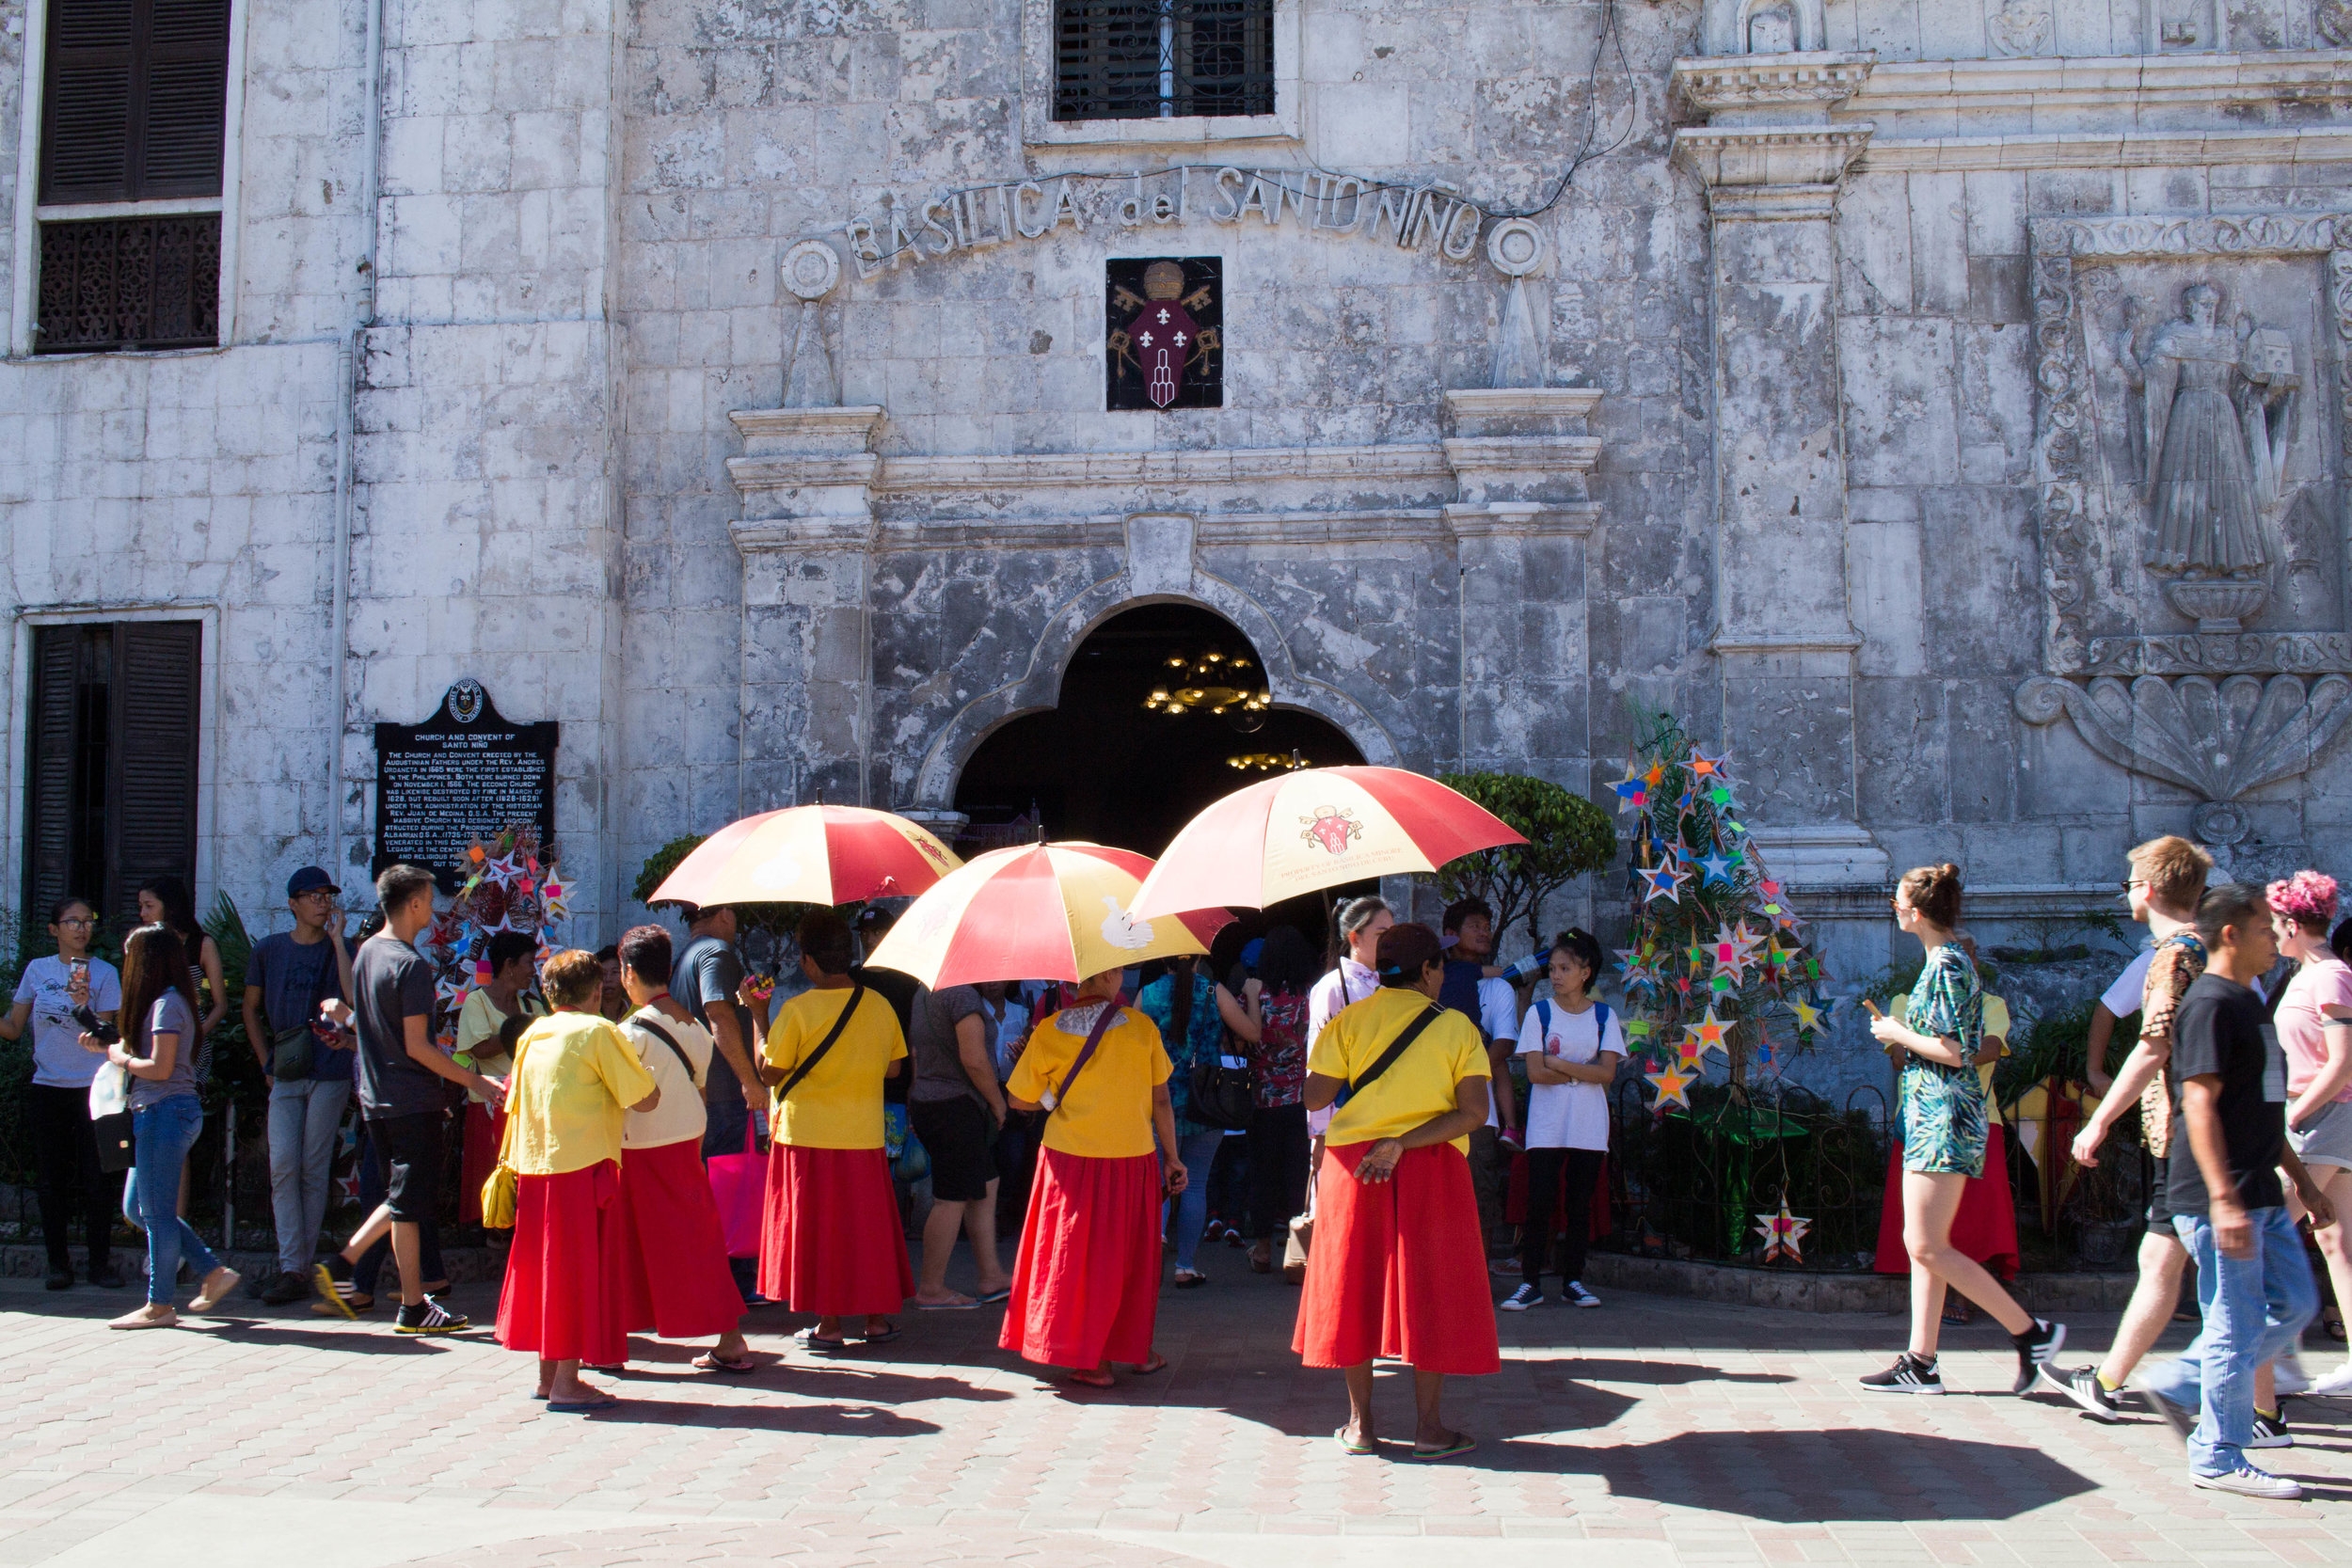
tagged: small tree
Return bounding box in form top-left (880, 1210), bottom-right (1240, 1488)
top-left (1434, 771), bottom-right (1617, 948)
top-left (634, 833), bottom-right (818, 974)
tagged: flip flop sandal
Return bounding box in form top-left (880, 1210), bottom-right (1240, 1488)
top-left (857, 1326), bottom-right (903, 1345)
top-left (976, 1287), bottom-right (1012, 1305)
top-left (546, 1398), bottom-right (617, 1414)
top-left (693, 1353), bottom-right (756, 1372)
top-left (796, 1330), bottom-right (852, 1354)
top-left (1066, 1368), bottom-right (1116, 1388)
top-left (1409, 1434), bottom-right (1478, 1462)
top-left (1129, 1354), bottom-right (1168, 1375)
top-left (1335, 1427), bottom-right (1377, 1456)
top-left (1173, 1271), bottom-right (1206, 1290)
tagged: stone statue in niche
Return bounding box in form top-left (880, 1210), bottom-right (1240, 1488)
top-left (1746, 1), bottom-right (1797, 52)
top-left (2114, 281), bottom-right (2300, 631)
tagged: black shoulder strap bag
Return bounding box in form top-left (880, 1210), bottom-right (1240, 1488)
top-left (1340, 1002), bottom-right (1444, 1105)
top-left (1041, 1003), bottom-right (1123, 1116)
top-left (778, 984), bottom-right (866, 1100)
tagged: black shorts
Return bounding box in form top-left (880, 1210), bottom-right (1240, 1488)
top-left (2146, 1146), bottom-right (2173, 1236)
top-left (368, 1112), bottom-right (444, 1223)
top-left (910, 1096), bottom-right (996, 1203)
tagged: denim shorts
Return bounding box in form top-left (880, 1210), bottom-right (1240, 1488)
top-left (2289, 1098), bottom-right (2352, 1172)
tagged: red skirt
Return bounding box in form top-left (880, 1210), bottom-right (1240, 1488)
top-left (1294, 1141), bottom-right (1502, 1375)
top-left (496, 1162), bottom-right (627, 1364)
top-left (617, 1138), bottom-right (747, 1338)
top-left (1872, 1123), bottom-right (2020, 1280)
top-left (758, 1143), bottom-right (914, 1316)
top-left (459, 1102), bottom-right (506, 1227)
top-left (999, 1148), bottom-right (1161, 1370)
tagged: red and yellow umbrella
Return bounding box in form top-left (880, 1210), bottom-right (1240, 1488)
top-left (648, 804), bottom-right (961, 909)
top-left (1129, 765), bottom-right (1525, 918)
top-left (866, 841), bottom-right (1232, 990)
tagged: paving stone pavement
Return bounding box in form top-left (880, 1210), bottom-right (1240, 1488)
top-left (6, 1258), bottom-right (2352, 1567)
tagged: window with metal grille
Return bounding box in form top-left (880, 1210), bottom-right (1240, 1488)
top-left (37, 214), bottom-right (221, 353)
top-left (1055, 0), bottom-right (1275, 121)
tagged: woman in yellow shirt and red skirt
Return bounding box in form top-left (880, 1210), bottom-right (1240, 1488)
top-left (1002, 965), bottom-right (1183, 1387)
top-left (494, 948), bottom-right (659, 1410)
top-left (759, 910), bottom-right (914, 1349)
top-left (1297, 922), bottom-right (1499, 1459)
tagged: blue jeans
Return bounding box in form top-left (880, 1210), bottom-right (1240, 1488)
top-left (123, 1094), bottom-right (221, 1307)
top-left (268, 1077), bottom-right (352, 1274)
top-left (1165, 1127), bottom-right (1226, 1272)
top-left (2146, 1206), bottom-right (2319, 1474)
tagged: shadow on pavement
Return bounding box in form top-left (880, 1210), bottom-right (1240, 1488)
top-left (175, 1318), bottom-right (468, 1354)
top-left (610, 1357), bottom-right (1015, 1405)
top-left (1525, 1355), bottom-right (1796, 1386)
top-left (1470, 1427), bottom-right (2097, 1519)
top-left (577, 1397), bottom-right (941, 1436)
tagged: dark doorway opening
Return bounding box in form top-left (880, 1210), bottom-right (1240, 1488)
top-left (953, 603), bottom-right (1370, 966)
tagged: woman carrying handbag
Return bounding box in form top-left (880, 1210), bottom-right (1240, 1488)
top-left (90, 923), bottom-right (240, 1329)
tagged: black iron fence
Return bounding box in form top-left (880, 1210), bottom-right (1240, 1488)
top-left (1597, 1074), bottom-right (2153, 1274)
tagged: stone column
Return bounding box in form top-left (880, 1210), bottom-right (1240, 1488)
top-left (1671, 53), bottom-right (1886, 890)
top-left (726, 406), bottom-right (887, 811)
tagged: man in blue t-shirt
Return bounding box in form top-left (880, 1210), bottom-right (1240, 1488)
top-left (242, 866), bottom-right (357, 1304)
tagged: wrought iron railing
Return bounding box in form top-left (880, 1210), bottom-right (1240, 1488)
top-left (1054, 0), bottom-right (1275, 121)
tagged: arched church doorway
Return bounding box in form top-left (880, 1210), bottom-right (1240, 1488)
top-left (953, 603), bottom-right (1369, 963)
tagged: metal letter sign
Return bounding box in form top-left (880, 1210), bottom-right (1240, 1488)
top-left (1106, 257), bottom-right (1222, 410)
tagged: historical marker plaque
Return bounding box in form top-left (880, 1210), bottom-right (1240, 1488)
top-left (373, 680), bottom-right (558, 890)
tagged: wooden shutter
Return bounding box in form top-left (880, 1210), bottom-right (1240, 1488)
top-left (22, 627), bottom-right (82, 923)
top-left (138, 0), bottom-right (230, 198)
top-left (40, 0), bottom-right (135, 203)
top-left (104, 621), bottom-right (201, 925)
top-left (40, 0), bottom-right (228, 206)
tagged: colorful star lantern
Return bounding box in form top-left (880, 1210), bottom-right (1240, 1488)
top-left (1638, 862), bottom-right (1691, 905)
top-left (1645, 1064), bottom-right (1696, 1112)
top-left (1790, 996), bottom-right (1825, 1036)
top-left (419, 822), bottom-right (567, 1058)
top-left (1616, 713), bottom-right (1837, 1090)
top-left (1613, 757), bottom-right (1651, 813)
top-left (1754, 1198), bottom-right (1812, 1264)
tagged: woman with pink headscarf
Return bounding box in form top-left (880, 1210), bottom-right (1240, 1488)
top-left (2268, 869), bottom-right (2352, 1394)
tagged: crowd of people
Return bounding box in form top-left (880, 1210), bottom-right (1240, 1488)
top-left (8, 841), bottom-right (2350, 1482)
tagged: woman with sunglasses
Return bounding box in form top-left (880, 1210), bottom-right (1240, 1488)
top-left (1862, 864), bottom-right (2064, 1395)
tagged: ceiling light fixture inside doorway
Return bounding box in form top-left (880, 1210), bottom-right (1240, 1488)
top-left (1144, 647), bottom-right (1270, 720)
top-left (1226, 750), bottom-right (1307, 774)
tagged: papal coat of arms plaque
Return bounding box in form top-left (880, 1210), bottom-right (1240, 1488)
top-left (1106, 257), bottom-right (1222, 410)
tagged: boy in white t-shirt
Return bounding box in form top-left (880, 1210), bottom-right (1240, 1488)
top-left (1501, 928), bottom-right (1623, 1312)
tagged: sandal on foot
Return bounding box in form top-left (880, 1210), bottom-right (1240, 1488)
top-left (1410, 1433), bottom-right (1477, 1462)
top-left (1130, 1352), bottom-right (1168, 1375)
top-left (795, 1328), bottom-right (850, 1354)
top-left (1172, 1269), bottom-right (1206, 1290)
top-left (1335, 1426), bottom-right (1376, 1456)
top-left (975, 1286), bottom-right (1011, 1305)
top-left (692, 1352), bottom-right (756, 1372)
top-left (858, 1325), bottom-right (902, 1345)
top-left (546, 1396), bottom-right (617, 1413)
top-left (1066, 1367), bottom-right (1115, 1388)
top-left (915, 1293), bottom-right (977, 1310)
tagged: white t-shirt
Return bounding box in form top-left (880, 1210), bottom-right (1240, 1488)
top-left (1305, 958), bottom-right (1378, 1135)
top-left (15, 956), bottom-right (120, 1089)
top-left (620, 1005), bottom-right (714, 1149)
top-left (1475, 975), bottom-right (1517, 1130)
top-left (2099, 949), bottom-right (2155, 1016)
top-left (1516, 995), bottom-right (1622, 1151)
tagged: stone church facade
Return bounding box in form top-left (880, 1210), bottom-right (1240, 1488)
top-left (6, 0), bottom-right (2351, 1029)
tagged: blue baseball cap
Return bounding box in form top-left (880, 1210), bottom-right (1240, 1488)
top-left (286, 866), bottom-right (340, 898)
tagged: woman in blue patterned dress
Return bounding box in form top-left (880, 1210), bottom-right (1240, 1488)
top-left (1137, 956), bottom-right (1261, 1287)
top-left (1861, 863), bottom-right (2067, 1396)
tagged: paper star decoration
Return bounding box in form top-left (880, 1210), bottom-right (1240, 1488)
top-left (1675, 1028), bottom-right (1708, 1069)
top-left (1687, 747), bottom-right (1724, 778)
top-left (1698, 850), bottom-right (1735, 886)
top-left (1646, 1064), bottom-right (1696, 1111)
top-left (1711, 923), bottom-right (1762, 983)
top-left (1638, 862), bottom-right (1691, 904)
top-left (1754, 1199), bottom-right (1811, 1263)
top-left (1791, 996), bottom-right (1824, 1035)
top-left (1690, 1006), bottom-right (1730, 1054)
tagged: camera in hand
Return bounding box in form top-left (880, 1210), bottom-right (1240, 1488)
top-left (72, 1004), bottom-right (119, 1046)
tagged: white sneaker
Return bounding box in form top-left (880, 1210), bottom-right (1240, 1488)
top-left (2306, 1361), bottom-right (2352, 1397)
top-left (2192, 1465), bottom-right (2302, 1500)
top-left (1562, 1280), bottom-right (1600, 1308)
top-left (1500, 1283), bottom-right (1543, 1312)
top-left (2271, 1352), bottom-right (2312, 1397)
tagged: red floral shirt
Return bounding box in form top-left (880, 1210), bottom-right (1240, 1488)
top-left (1252, 990), bottom-right (1309, 1108)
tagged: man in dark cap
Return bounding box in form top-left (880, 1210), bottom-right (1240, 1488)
top-left (244, 866), bottom-right (358, 1304)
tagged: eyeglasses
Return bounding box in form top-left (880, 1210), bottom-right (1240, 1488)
top-left (56, 917), bottom-right (93, 928)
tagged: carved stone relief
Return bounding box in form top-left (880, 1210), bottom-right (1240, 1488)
top-left (2019, 214), bottom-right (2352, 837)
top-left (1986, 0), bottom-right (2054, 55)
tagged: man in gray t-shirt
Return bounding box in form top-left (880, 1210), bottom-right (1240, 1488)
top-left (906, 982), bottom-right (1011, 1307)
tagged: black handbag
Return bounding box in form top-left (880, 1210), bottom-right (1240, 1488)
top-left (77, 1004), bottom-right (136, 1173)
top-left (1187, 1050), bottom-right (1256, 1132)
